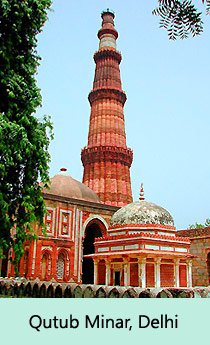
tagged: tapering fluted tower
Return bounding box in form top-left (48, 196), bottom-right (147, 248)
top-left (81, 10), bottom-right (133, 207)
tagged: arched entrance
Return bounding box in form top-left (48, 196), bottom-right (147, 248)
top-left (82, 219), bottom-right (106, 284)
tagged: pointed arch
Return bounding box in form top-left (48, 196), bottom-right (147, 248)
top-left (56, 249), bottom-right (70, 282)
top-left (41, 250), bottom-right (52, 281)
top-left (82, 216), bottom-right (108, 284)
top-left (57, 253), bottom-right (65, 280)
top-left (82, 215), bottom-right (108, 237)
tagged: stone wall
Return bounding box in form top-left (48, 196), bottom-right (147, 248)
top-left (177, 227), bottom-right (210, 286)
top-left (189, 237), bottom-right (210, 286)
top-left (0, 278), bottom-right (209, 298)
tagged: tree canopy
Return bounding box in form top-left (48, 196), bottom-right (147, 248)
top-left (153, 0), bottom-right (210, 39)
top-left (0, 0), bottom-right (53, 273)
top-left (188, 218), bottom-right (210, 229)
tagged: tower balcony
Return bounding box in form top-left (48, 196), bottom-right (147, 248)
top-left (81, 145), bottom-right (133, 167)
top-left (88, 88), bottom-right (127, 105)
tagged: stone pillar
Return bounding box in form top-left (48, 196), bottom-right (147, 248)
top-left (186, 260), bottom-right (193, 288)
top-left (30, 240), bottom-right (37, 279)
top-left (154, 258), bottom-right (161, 288)
top-left (123, 258), bottom-right (130, 286)
top-left (93, 259), bottom-right (99, 285)
top-left (51, 245), bottom-right (57, 280)
top-left (138, 258), bottom-right (146, 288)
top-left (174, 258), bottom-right (180, 288)
top-left (105, 260), bottom-right (111, 286)
top-left (127, 260), bottom-right (130, 286)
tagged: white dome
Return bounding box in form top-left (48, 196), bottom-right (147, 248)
top-left (110, 200), bottom-right (174, 227)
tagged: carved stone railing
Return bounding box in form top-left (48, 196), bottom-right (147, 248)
top-left (0, 278), bottom-right (209, 298)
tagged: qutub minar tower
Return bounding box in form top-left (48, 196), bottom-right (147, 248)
top-left (81, 10), bottom-right (133, 207)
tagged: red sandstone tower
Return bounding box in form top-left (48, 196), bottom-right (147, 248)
top-left (81, 10), bottom-right (133, 207)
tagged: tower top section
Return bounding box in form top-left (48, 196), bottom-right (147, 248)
top-left (101, 8), bottom-right (115, 18)
top-left (98, 8), bottom-right (118, 50)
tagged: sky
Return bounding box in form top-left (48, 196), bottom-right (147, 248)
top-left (36, 0), bottom-right (210, 230)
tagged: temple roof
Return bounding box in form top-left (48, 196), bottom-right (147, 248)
top-left (110, 200), bottom-right (174, 227)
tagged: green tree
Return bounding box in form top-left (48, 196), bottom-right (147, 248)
top-left (188, 218), bottom-right (210, 229)
top-left (0, 0), bottom-right (53, 274)
top-left (153, 0), bottom-right (210, 39)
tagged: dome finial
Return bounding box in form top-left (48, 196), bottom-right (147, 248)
top-left (59, 167), bottom-right (68, 175)
top-left (139, 183), bottom-right (145, 201)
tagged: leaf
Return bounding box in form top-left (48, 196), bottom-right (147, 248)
top-left (153, 0), bottom-right (203, 40)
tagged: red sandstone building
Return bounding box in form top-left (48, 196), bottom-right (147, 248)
top-left (1, 10), bottom-right (209, 288)
top-left (85, 184), bottom-right (192, 288)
